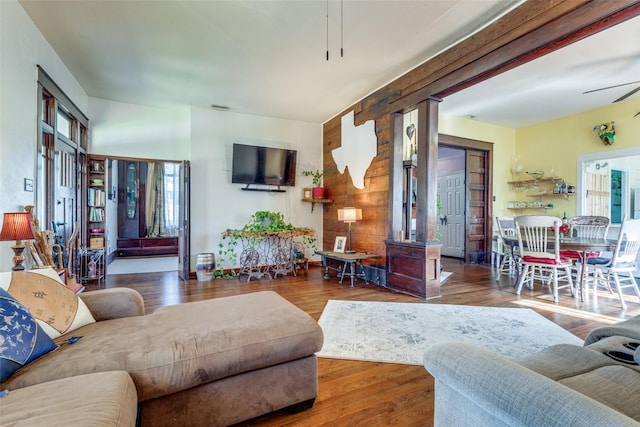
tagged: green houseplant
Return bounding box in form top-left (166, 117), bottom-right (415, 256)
top-left (303, 170), bottom-right (325, 199)
top-left (303, 170), bottom-right (323, 187)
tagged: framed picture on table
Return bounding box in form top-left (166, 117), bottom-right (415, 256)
top-left (333, 236), bottom-right (347, 253)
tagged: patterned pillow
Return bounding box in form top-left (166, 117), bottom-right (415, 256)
top-left (0, 269), bottom-right (95, 339)
top-left (0, 287), bottom-right (58, 382)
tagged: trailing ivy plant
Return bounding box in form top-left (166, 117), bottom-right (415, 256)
top-left (216, 211), bottom-right (317, 278)
top-left (245, 211), bottom-right (295, 233)
top-left (216, 238), bottom-right (239, 279)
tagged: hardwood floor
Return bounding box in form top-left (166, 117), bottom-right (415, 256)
top-left (92, 258), bottom-right (640, 426)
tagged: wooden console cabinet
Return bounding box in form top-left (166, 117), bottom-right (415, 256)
top-left (384, 239), bottom-right (441, 299)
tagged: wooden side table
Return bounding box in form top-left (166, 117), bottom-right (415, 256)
top-left (315, 251), bottom-right (382, 287)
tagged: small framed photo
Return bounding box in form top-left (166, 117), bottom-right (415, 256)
top-left (333, 236), bottom-right (347, 253)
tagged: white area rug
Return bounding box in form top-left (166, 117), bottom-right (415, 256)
top-left (440, 271), bottom-right (452, 284)
top-left (317, 300), bottom-right (583, 365)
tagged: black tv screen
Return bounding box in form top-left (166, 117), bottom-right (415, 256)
top-left (232, 143), bottom-right (297, 187)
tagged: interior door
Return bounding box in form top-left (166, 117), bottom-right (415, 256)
top-left (52, 143), bottom-right (77, 263)
top-left (438, 172), bottom-right (465, 257)
top-left (178, 161), bottom-right (191, 281)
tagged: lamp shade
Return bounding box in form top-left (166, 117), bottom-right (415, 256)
top-left (338, 207), bottom-right (362, 223)
top-left (0, 212), bottom-right (35, 241)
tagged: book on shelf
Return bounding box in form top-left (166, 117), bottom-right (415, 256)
top-left (88, 188), bottom-right (106, 207)
top-left (89, 207), bottom-right (105, 221)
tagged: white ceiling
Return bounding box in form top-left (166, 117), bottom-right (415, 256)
top-left (443, 14), bottom-right (640, 128)
top-left (19, 0), bottom-right (640, 127)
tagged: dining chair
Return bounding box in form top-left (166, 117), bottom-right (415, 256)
top-left (590, 217), bottom-right (640, 309)
top-left (561, 215), bottom-right (610, 254)
top-left (495, 216), bottom-right (519, 278)
top-left (514, 215), bottom-right (574, 302)
top-left (561, 215), bottom-right (610, 285)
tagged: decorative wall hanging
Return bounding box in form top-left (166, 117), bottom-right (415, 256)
top-left (332, 111), bottom-right (377, 190)
top-left (593, 121), bottom-right (615, 145)
top-left (404, 109), bottom-right (417, 161)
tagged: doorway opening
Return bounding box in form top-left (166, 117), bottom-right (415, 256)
top-left (438, 146), bottom-right (466, 258)
top-left (91, 155), bottom-right (190, 280)
top-left (577, 147), bottom-right (640, 226)
top-left (438, 134), bottom-right (493, 264)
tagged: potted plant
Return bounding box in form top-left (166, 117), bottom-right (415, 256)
top-left (303, 169), bottom-right (325, 199)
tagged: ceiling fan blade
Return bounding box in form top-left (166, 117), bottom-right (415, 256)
top-left (613, 86), bottom-right (640, 103)
top-left (634, 112), bottom-right (640, 118)
top-left (583, 80), bottom-right (640, 95)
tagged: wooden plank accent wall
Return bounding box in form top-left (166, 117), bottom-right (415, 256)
top-left (321, 1), bottom-right (640, 262)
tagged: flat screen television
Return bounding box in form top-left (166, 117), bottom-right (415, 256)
top-left (232, 143), bottom-right (297, 189)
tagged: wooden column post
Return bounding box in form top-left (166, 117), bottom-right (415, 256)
top-left (415, 97), bottom-right (440, 243)
top-left (384, 97), bottom-right (442, 299)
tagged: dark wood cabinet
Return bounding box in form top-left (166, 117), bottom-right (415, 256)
top-left (116, 160), bottom-right (177, 257)
top-left (118, 160), bottom-right (147, 239)
top-left (116, 237), bottom-right (178, 257)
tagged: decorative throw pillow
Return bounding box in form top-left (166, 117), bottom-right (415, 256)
top-left (0, 269), bottom-right (95, 339)
top-left (0, 287), bottom-right (58, 382)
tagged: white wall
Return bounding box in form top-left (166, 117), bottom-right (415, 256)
top-left (88, 98), bottom-right (324, 271)
top-left (189, 107), bottom-right (323, 270)
top-left (0, 0), bottom-right (88, 271)
top-left (89, 97), bottom-right (191, 160)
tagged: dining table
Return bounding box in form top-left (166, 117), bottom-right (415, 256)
top-left (503, 236), bottom-right (615, 302)
top-left (558, 237), bottom-right (615, 301)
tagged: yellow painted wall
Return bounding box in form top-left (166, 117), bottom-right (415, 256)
top-left (515, 98), bottom-right (640, 219)
top-left (440, 98), bottom-right (640, 220)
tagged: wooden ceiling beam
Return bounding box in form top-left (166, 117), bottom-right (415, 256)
top-left (388, 0), bottom-right (640, 111)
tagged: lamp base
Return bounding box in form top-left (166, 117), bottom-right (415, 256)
top-left (10, 244), bottom-right (26, 271)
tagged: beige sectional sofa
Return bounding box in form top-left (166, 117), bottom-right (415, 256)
top-left (2, 288), bottom-right (324, 426)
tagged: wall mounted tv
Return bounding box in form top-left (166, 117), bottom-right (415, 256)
top-left (231, 143), bottom-right (297, 192)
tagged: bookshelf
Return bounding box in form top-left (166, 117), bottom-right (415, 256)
top-left (85, 155), bottom-right (107, 280)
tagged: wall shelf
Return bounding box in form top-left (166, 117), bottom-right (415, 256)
top-left (302, 197), bottom-right (332, 213)
top-left (526, 192), bottom-right (575, 199)
top-left (508, 175), bottom-right (575, 209)
top-left (507, 176), bottom-right (561, 186)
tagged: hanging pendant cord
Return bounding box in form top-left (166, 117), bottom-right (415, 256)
top-left (340, 0), bottom-right (344, 57)
top-left (326, 0), bottom-right (345, 60)
top-left (326, 0), bottom-right (329, 60)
